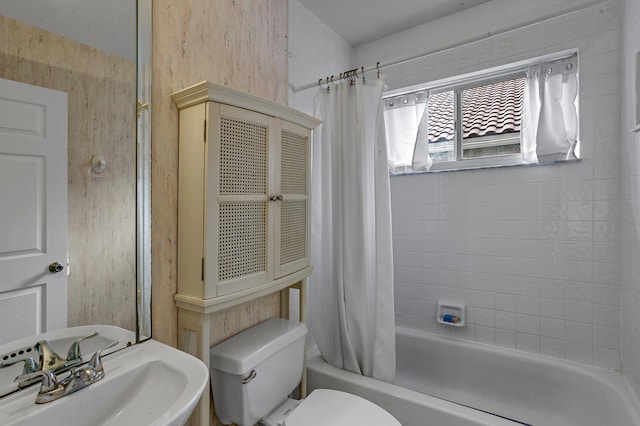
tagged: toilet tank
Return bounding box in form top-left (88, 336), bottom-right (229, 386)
top-left (209, 318), bottom-right (308, 426)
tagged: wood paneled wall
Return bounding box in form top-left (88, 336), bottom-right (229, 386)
top-left (151, 1), bottom-right (288, 423)
top-left (151, 0), bottom-right (288, 344)
top-left (0, 16), bottom-right (137, 331)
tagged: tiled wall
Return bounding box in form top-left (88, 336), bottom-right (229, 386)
top-left (621, 0), bottom-right (640, 396)
top-left (353, 0), bottom-right (623, 369)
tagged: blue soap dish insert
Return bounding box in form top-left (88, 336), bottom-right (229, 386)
top-left (436, 301), bottom-right (465, 327)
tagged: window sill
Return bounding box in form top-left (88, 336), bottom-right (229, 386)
top-left (390, 155), bottom-right (580, 176)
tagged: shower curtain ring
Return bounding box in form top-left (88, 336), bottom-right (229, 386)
top-left (376, 61), bottom-right (380, 79)
top-left (326, 76), bottom-right (330, 93)
top-left (362, 66), bottom-right (366, 85)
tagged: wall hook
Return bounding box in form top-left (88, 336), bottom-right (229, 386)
top-left (88, 154), bottom-right (111, 179)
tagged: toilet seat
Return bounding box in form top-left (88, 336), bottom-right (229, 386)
top-left (283, 389), bottom-right (400, 426)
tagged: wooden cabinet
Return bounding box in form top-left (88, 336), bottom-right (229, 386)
top-left (172, 82), bottom-right (320, 309)
top-left (171, 82), bottom-right (319, 425)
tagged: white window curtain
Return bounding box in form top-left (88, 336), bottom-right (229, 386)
top-left (310, 77), bottom-right (396, 382)
top-left (383, 91), bottom-right (431, 173)
top-left (521, 53), bottom-right (579, 164)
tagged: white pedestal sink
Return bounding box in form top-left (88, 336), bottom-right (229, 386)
top-left (0, 327), bottom-right (208, 426)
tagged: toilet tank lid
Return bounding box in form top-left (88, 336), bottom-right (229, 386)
top-left (210, 318), bottom-right (308, 374)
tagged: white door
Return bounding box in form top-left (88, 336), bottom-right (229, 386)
top-left (0, 78), bottom-right (68, 345)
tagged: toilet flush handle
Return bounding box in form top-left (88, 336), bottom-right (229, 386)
top-left (241, 370), bottom-right (256, 384)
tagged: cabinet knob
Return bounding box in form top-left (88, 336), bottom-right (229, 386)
top-left (269, 195), bottom-right (283, 201)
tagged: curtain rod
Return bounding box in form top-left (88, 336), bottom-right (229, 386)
top-left (290, 0), bottom-right (607, 93)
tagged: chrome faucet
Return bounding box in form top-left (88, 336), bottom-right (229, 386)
top-left (15, 340), bottom-right (118, 404)
top-left (0, 331), bottom-right (100, 388)
top-left (66, 332), bottom-right (99, 361)
top-left (37, 331), bottom-right (100, 372)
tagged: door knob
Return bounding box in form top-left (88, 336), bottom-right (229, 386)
top-left (48, 262), bottom-right (64, 273)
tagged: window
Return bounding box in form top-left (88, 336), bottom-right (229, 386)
top-left (383, 52), bottom-right (579, 174)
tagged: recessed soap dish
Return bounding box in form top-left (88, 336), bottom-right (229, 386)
top-left (437, 301), bottom-right (465, 327)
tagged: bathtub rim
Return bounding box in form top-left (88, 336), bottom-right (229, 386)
top-left (395, 326), bottom-right (640, 425)
top-left (306, 347), bottom-right (519, 426)
top-left (397, 327), bottom-right (640, 402)
top-left (307, 327), bottom-right (640, 426)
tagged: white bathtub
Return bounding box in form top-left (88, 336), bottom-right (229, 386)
top-left (306, 327), bottom-right (640, 426)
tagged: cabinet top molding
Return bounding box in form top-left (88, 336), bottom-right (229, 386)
top-left (171, 81), bottom-right (321, 130)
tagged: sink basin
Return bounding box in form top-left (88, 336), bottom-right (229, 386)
top-left (0, 331), bottom-right (208, 426)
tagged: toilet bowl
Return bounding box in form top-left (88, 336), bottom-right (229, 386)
top-left (262, 388), bottom-right (399, 426)
top-left (209, 318), bottom-right (400, 426)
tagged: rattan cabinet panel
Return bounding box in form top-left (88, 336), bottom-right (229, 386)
top-left (173, 83), bottom-right (318, 301)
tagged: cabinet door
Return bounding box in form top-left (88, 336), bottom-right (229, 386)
top-left (208, 104), bottom-right (275, 296)
top-left (273, 121), bottom-right (310, 278)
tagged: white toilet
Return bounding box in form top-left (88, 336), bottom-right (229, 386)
top-left (209, 318), bottom-right (400, 426)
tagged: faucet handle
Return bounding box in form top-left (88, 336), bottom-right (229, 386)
top-left (66, 331), bottom-right (99, 361)
top-left (88, 341), bottom-right (119, 371)
top-left (35, 340), bottom-right (66, 370)
top-left (15, 369), bottom-right (58, 393)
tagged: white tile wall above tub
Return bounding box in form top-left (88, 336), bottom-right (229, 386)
top-left (289, 0), bottom-right (637, 400)
top-left (621, 0), bottom-right (640, 400)
top-left (373, 0), bottom-right (624, 370)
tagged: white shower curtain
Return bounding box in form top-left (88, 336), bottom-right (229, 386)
top-left (309, 78), bottom-right (396, 382)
